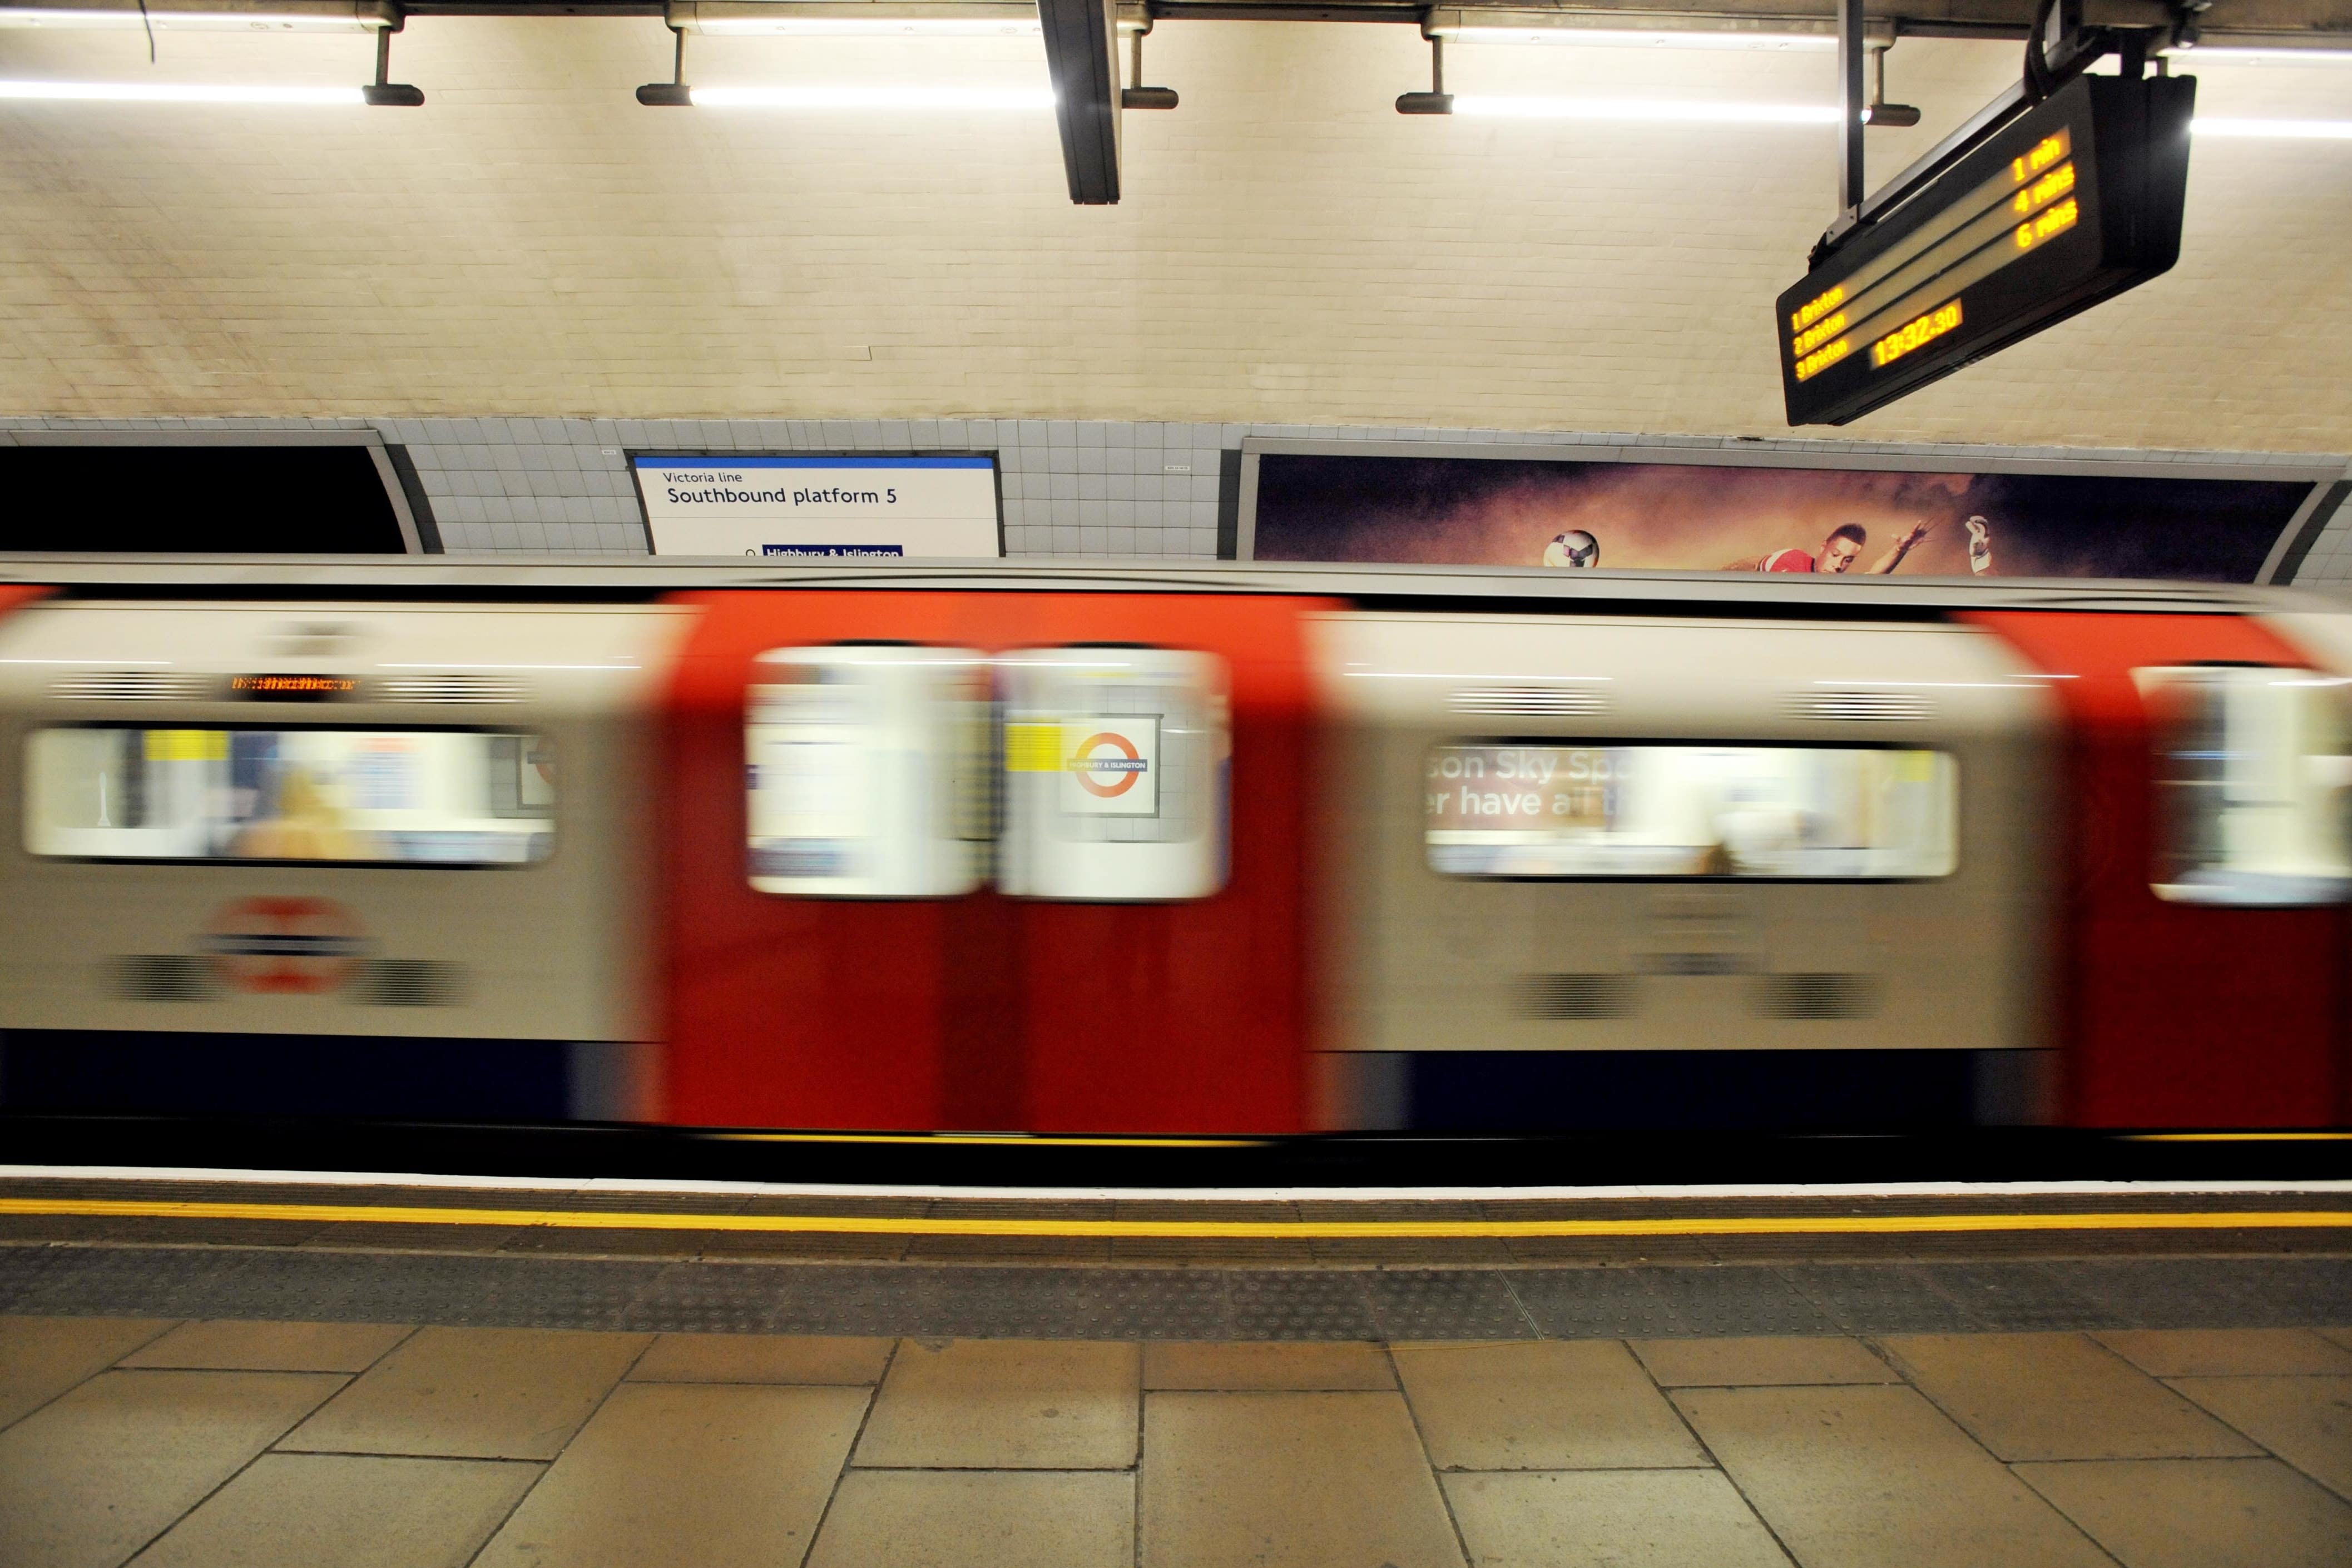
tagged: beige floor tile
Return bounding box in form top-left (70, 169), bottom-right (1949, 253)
top-left (1393, 1341), bottom-right (1706, 1470)
top-left (0, 1315), bottom-right (177, 1428)
top-left (128, 1453), bottom-right (538, 1568)
top-left (2092, 1329), bottom-right (2352, 1378)
top-left (1443, 1470), bottom-right (1794, 1568)
top-left (1631, 1336), bottom-right (1899, 1388)
top-left (121, 1321), bottom-right (414, 1373)
top-left (2016, 1457), bottom-right (2352, 1568)
top-left (807, 1470), bottom-right (1133, 1568)
top-left (2316, 1328), bottom-right (2352, 1354)
top-left (1141, 1391), bottom-right (1464, 1568)
top-left (472, 1383), bottom-right (866, 1568)
top-left (629, 1333), bottom-right (893, 1385)
top-left (1675, 1385), bottom-right (2112, 1568)
top-left (280, 1327), bottom-right (648, 1460)
top-left (1143, 1341), bottom-right (1394, 1390)
top-left (2168, 1376), bottom-right (2352, 1501)
top-left (1876, 1332), bottom-right (2260, 1461)
top-left (0, 1369), bottom-right (345, 1568)
top-left (854, 1339), bottom-right (1138, 1469)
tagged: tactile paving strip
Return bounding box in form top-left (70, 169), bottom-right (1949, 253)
top-left (3, 1244), bottom-right (2347, 1340)
top-left (1364, 1270), bottom-right (1537, 1342)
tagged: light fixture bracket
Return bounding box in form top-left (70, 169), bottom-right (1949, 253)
top-left (1863, 42), bottom-right (1922, 127)
top-left (1120, 20), bottom-right (1176, 109)
top-left (638, 22), bottom-right (693, 106)
top-left (363, 17), bottom-right (422, 106)
top-left (1397, 29), bottom-right (1452, 115)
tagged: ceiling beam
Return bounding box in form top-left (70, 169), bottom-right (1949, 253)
top-left (1038, 0), bottom-right (1123, 203)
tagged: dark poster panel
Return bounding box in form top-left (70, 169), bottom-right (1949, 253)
top-left (0, 445), bottom-right (412, 553)
top-left (1249, 453), bottom-right (2314, 582)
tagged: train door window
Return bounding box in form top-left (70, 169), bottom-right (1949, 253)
top-left (745, 647), bottom-right (989, 897)
top-left (997, 647), bottom-right (1229, 901)
top-left (2140, 666), bottom-right (2352, 906)
top-left (1424, 743), bottom-right (1957, 880)
top-left (24, 727), bottom-right (553, 865)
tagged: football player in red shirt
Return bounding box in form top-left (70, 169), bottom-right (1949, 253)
top-left (1735, 519), bottom-right (1932, 575)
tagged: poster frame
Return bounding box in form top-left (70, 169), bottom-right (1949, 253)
top-left (625, 448), bottom-right (1007, 560)
top-left (1232, 438), bottom-right (2347, 585)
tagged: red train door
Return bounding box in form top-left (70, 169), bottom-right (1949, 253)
top-left (1965, 611), bottom-right (2348, 1128)
top-left (658, 589), bottom-right (1326, 1135)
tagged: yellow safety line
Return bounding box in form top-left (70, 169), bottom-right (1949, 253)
top-left (704, 1132), bottom-right (1264, 1148)
top-left (3, 1197), bottom-right (2349, 1241)
top-left (2126, 1132), bottom-right (2352, 1142)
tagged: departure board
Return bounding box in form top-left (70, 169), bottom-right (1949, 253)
top-left (1779, 74), bottom-right (2195, 426)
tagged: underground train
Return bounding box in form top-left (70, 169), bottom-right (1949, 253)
top-left (0, 559), bottom-right (2346, 1136)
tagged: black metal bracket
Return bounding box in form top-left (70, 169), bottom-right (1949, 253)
top-left (636, 23), bottom-right (691, 106)
top-left (1836, 0), bottom-right (1866, 211)
top-left (362, 18), bottom-right (425, 107)
top-left (1121, 22), bottom-right (1179, 110)
top-left (1395, 24), bottom-right (1450, 116)
top-left (1040, 0), bottom-right (1125, 204)
top-left (1865, 43), bottom-right (1921, 130)
top-left (1812, 0), bottom-right (2156, 269)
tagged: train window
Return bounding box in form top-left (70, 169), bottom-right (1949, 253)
top-left (2141, 666), bottom-right (2352, 906)
top-left (1424, 743), bottom-right (1957, 880)
top-left (745, 647), bottom-right (991, 897)
top-left (24, 727), bottom-right (553, 865)
top-left (997, 647), bottom-right (1229, 901)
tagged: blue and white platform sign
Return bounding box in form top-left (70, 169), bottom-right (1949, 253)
top-left (633, 454), bottom-right (1001, 559)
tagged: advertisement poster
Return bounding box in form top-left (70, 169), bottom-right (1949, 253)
top-left (1245, 451), bottom-right (2320, 582)
top-left (634, 454), bottom-right (1000, 558)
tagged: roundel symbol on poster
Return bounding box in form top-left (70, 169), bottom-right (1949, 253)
top-left (1058, 717), bottom-right (1161, 817)
top-left (200, 897), bottom-right (369, 995)
top-left (1068, 731), bottom-right (1148, 798)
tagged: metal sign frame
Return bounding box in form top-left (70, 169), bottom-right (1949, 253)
top-left (1232, 436), bottom-right (2346, 587)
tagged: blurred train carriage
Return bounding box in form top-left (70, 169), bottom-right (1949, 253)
top-left (0, 563), bottom-right (2345, 1135)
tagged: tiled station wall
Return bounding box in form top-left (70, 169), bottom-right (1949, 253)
top-left (5, 24), bottom-right (2352, 454)
top-left (5, 414), bottom-right (2349, 585)
top-left (6, 25), bottom-right (2350, 572)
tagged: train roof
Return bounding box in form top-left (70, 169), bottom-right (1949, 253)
top-left (0, 554), bottom-right (2333, 618)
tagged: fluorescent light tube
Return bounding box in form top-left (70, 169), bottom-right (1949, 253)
top-left (1440, 27), bottom-right (1834, 52)
top-left (2191, 117), bottom-right (2352, 138)
top-left (690, 17), bottom-right (1041, 35)
top-left (0, 78), bottom-right (363, 102)
top-left (1452, 96), bottom-right (1839, 123)
top-left (2169, 47), bottom-right (2352, 65)
top-left (689, 84), bottom-right (1053, 109)
top-left (0, 6), bottom-right (380, 29)
top-left (1440, 97), bottom-right (2352, 139)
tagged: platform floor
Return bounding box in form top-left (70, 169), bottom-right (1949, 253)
top-left (3, 1173), bottom-right (2349, 1566)
top-left (7, 1316), bottom-right (2352, 1567)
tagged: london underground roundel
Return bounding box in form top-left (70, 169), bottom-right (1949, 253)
top-left (1061, 718), bottom-right (1160, 816)
top-left (1069, 731), bottom-right (1148, 798)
